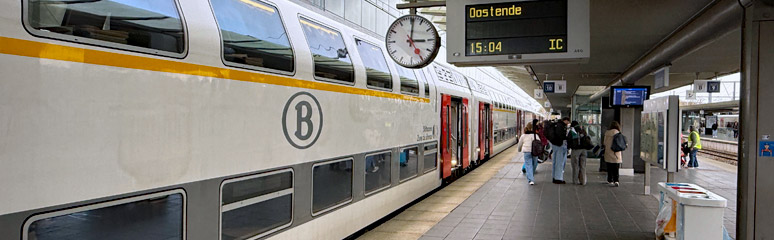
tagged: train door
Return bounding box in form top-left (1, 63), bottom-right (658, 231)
top-left (479, 103), bottom-right (492, 160)
top-left (441, 94), bottom-right (468, 178)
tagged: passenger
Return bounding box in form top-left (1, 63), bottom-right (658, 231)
top-left (687, 125), bottom-right (702, 169)
top-left (712, 122), bottom-right (719, 138)
top-left (550, 117), bottom-right (571, 184)
top-left (568, 121), bottom-right (587, 185)
top-left (517, 122), bottom-right (539, 185)
top-left (523, 119), bottom-right (541, 173)
top-left (603, 121), bottom-right (623, 187)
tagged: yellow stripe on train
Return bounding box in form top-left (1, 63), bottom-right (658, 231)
top-left (0, 36), bottom-right (429, 103)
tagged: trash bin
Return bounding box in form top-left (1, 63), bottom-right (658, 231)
top-left (657, 182), bottom-right (727, 240)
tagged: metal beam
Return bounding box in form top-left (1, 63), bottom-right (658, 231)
top-left (609, 0), bottom-right (744, 87)
top-left (396, 1), bottom-right (446, 10)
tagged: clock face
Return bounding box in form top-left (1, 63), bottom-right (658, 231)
top-left (385, 15), bottom-right (440, 69)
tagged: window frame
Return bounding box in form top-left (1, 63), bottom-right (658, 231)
top-left (22, 189), bottom-right (187, 240)
top-left (353, 37), bottom-right (393, 92)
top-left (395, 64), bottom-right (420, 96)
top-left (298, 15), bottom-right (356, 86)
top-left (311, 157), bottom-right (354, 216)
top-left (398, 145), bottom-right (420, 182)
top-left (218, 168), bottom-right (294, 240)
top-left (208, 0), bottom-right (296, 76)
top-left (422, 142), bottom-right (439, 173)
top-left (363, 149), bottom-right (393, 196)
top-left (22, 0), bottom-right (189, 59)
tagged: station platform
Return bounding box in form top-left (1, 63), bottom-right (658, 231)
top-left (357, 147), bottom-right (662, 240)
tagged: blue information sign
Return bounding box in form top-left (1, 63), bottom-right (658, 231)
top-left (543, 82), bottom-right (555, 93)
top-left (611, 86), bottom-right (649, 107)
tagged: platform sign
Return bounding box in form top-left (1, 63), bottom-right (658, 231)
top-left (534, 89), bottom-right (544, 99)
top-left (446, 0), bottom-right (590, 66)
top-left (707, 81), bottom-right (721, 93)
top-left (543, 82), bottom-right (555, 93)
top-left (654, 66), bottom-right (670, 89)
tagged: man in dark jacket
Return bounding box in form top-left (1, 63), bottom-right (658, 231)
top-left (551, 117), bottom-right (571, 184)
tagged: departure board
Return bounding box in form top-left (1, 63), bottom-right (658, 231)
top-left (465, 0), bottom-right (567, 56)
top-left (446, 0), bottom-right (588, 66)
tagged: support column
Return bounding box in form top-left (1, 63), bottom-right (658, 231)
top-left (619, 107), bottom-right (637, 176)
top-left (739, 1), bottom-right (774, 239)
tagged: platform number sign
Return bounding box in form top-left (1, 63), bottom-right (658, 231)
top-left (707, 81), bottom-right (721, 93)
top-left (543, 82), bottom-right (555, 93)
top-left (283, 92), bottom-right (323, 149)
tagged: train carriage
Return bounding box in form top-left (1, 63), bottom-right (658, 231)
top-left (0, 0), bottom-right (542, 239)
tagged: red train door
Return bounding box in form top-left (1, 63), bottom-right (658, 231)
top-left (489, 105), bottom-right (493, 157)
top-left (478, 102), bottom-right (485, 161)
top-left (440, 94), bottom-right (452, 178)
top-left (462, 98), bottom-right (469, 169)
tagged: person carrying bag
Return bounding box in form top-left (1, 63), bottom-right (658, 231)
top-left (604, 121), bottom-right (625, 187)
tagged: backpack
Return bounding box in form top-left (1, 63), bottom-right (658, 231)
top-left (611, 132), bottom-right (627, 152)
top-left (548, 122), bottom-right (567, 146)
top-left (531, 133), bottom-right (544, 156)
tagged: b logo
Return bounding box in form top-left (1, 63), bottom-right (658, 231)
top-left (283, 92), bottom-right (323, 149)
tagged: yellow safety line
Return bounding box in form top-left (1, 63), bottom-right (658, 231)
top-left (0, 36), bottom-right (429, 103)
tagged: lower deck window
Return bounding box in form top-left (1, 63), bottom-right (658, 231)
top-left (221, 170), bottom-right (294, 240)
top-left (400, 146), bottom-right (419, 181)
top-left (423, 143), bottom-right (438, 172)
top-left (365, 151), bottom-right (392, 194)
top-left (24, 190), bottom-right (185, 240)
top-left (313, 158), bottom-right (353, 214)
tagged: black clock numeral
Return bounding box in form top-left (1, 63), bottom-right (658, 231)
top-left (391, 29), bottom-right (397, 34)
top-left (426, 48), bottom-right (432, 52)
top-left (391, 50), bottom-right (398, 54)
top-left (388, 40), bottom-right (396, 43)
top-left (426, 27), bottom-right (432, 32)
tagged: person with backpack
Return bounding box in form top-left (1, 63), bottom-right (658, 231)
top-left (517, 122), bottom-right (541, 185)
top-left (603, 121), bottom-right (625, 187)
top-left (568, 121), bottom-right (590, 185)
top-left (548, 117), bottom-right (571, 184)
top-left (523, 119), bottom-right (542, 173)
top-left (687, 125), bottom-right (702, 168)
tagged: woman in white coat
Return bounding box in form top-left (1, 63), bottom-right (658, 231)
top-left (517, 122), bottom-right (540, 185)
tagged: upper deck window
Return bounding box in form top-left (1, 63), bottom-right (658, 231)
top-left (300, 17), bottom-right (354, 84)
top-left (27, 0), bottom-right (186, 56)
top-left (395, 65), bottom-right (419, 95)
top-left (211, 0), bottom-right (294, 73)
top-left (355, 39), bottom-right (392, 90)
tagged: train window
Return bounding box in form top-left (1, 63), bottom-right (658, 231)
top-left (312, 158), bottom-right (353, 215)
top-left (399, 146), bottom-right (419, 181)
top-left (423, 143), bottom-right (438, 173)
top-left (220, 169), bottom-right (293, 240)
top-left (395, 65), bottom-right (420, 95)
top-left (24, 190), bottom-right (185, 240)
top-left (211, 0), bottom-right (294, 73)
top-left (25, 0), bottom-right (186, 57)
top-left (300, 17), bottom-right (355, 84)
top-left (365, 151), bottom-right (392, 194)
top-left (415, 69), bottom-right (431, 98)
top-left (354, 39), bottom-right (392, 90)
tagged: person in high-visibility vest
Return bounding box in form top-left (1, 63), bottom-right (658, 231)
top-left (687, 125), bottom-right (702, 169)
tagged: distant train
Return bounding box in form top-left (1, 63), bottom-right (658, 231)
top-left (0, 0), bottom-right (542, 239)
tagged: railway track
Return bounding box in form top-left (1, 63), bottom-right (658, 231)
top-left (698, 148), bottom-right (738, 165)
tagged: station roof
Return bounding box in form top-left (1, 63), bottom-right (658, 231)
top-left (420, 0), bottom-right (741, 114)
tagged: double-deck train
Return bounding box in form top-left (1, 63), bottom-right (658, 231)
top-left (0, 0), bottom-right (542, 239)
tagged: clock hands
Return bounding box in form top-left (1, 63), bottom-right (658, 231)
top-left (407, 35), bottom-right (423, 61)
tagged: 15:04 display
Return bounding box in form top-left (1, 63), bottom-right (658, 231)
top-left (469, 41), bottom-right (502, 54)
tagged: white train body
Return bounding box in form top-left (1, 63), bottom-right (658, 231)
top-left (0, 0), bottom-right (541, 239)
